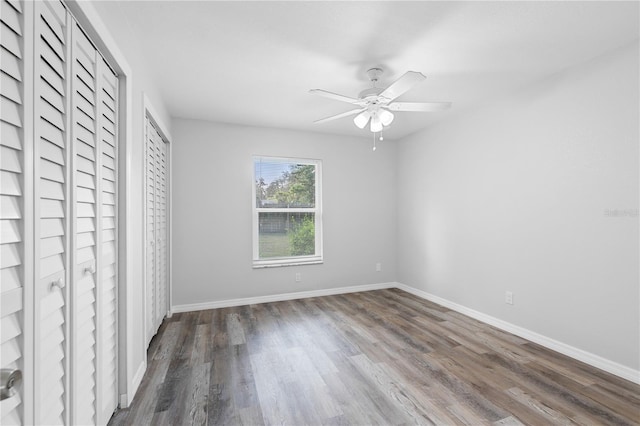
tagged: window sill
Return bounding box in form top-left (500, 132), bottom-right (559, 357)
top-left (253, 258), bottom-right (323, 269)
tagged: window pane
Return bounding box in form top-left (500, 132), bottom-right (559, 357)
top-left (259, 212), bottom-right (315, 258)
top-left (255, 158), bottom-right (315, 208)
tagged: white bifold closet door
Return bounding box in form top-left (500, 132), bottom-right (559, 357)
top-left (145, 117), bottom-right (168, 343)
top-left (34, 1), bottom-right (70, 424)
top-left (1, 0), bottom-right (31, 424)
top-left (0, 1), bottom-right (119, 424)
top-left (70, 21), bottom-right (119, 426)
top-left (97, 45), bottom-right (119, 426)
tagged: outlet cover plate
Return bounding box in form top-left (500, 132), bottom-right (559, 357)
top-left (505, 291), bottom-right (513, 305)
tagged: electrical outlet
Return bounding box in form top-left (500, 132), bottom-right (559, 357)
top-left (376, 263), bottom-right (382, 272)
top-left (295, 273), bottom-right (301, 282)
top-left (505, 291), bottom-right (513, 305)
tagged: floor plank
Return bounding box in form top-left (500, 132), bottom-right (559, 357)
top-left (109, 289), bottom-right (640, 425)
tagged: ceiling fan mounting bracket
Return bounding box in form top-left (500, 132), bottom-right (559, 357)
top-left (366, 67), bottom-right (384, 83)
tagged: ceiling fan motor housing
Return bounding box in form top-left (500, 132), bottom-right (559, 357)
top-left (360, 67), bottom-right (385, 101)
top-left (358, 86), bottom-right (384, 101)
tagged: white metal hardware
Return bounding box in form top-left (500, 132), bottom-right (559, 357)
top-left (1, 369), bottom-right (23, 401)
top-left (50, 278), bottom-right (65, 291)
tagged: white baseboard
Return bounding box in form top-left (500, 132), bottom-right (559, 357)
top-left (395, 282), bottom-right (640, 385)
top-left (171, 282), bottom-right (395, 313)
top-left (120, 360), bottom-right (147, 408)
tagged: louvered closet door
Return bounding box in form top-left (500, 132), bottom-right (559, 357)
top-left (153, 125), bottom-right (167, 332)
top-left (70, 22), bottom-right (119, 425)
top-left (97, 56), bottom-right (118, 425)
top-left (145, 118), bottom-right (156, 341)
top-left (33, 1), bottom-right (71, 424)
top-left (1, 0), bottom-right (30, 424)
top-left (1, 2), bottom-right (119, 424)
top-left (145, 118), bottom-right (168, 341)
top-left (70, 23), bottom-right (99, 426)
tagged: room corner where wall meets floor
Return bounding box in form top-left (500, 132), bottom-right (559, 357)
top-left (395, 283), bottom-right (640, 385)
top-left (396, 41), bottom-right (639, 380)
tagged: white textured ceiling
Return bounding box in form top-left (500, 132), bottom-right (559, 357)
top-left (93, 1), bottom-right (639, 140)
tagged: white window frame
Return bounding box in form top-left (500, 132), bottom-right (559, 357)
top-left (252, 156), bottom-right (323, 268)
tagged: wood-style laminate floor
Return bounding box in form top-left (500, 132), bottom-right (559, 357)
top-left (109, 289), bottom-right (640, 425)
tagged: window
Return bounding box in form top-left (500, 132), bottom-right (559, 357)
top-left (253, 156), bottom-right (322, 267)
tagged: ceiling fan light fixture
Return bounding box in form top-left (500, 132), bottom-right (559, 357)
top-left (353, 111), bottom-right (370, 129)
top-left (370, 116), bottom-right (383, 133)
top-left (379, 109), bottom-right (394, 126)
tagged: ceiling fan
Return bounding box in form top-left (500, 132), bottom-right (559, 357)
top-left (310, 68), bottom-right (451, 133)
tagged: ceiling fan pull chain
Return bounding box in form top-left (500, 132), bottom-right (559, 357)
top-left (372, 132), bottom-right (377, 151)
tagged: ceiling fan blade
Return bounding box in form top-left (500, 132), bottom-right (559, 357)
top-left (309, 89), bottom-right (363, 105)
top-left (378, 71), bottom-right (426, 102)
top-left (387, 102), bottom-right (452, 112)
top-left (314, 108), bottom-right (365, 124)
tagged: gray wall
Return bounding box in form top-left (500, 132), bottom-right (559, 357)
top-left (396, 42), bottom-right (639, 370)
top-left (171, 120), bottom-right (397, 306)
